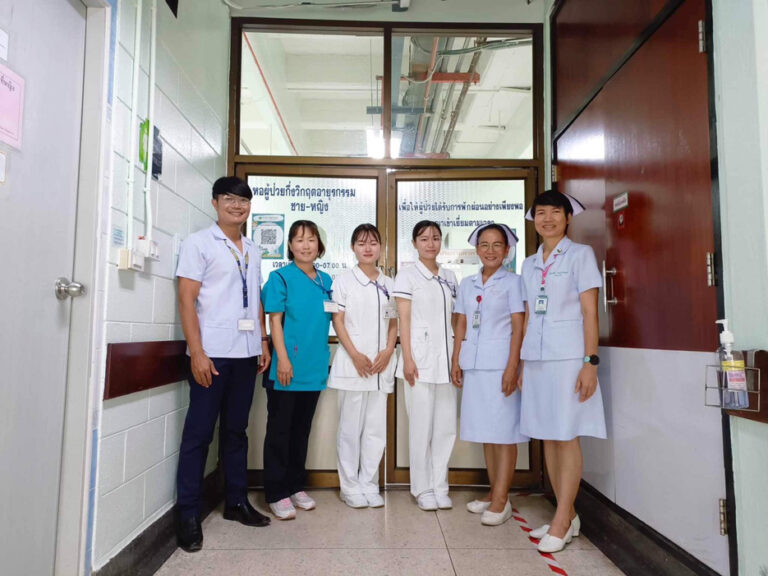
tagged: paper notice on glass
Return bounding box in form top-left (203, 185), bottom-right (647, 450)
top-left (0, 63), bottom-right (24, 149)
top-left (252, 214), bottom-right (285, 259)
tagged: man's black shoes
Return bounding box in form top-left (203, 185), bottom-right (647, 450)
top-left (177, 516), bottom-right (203, 553)
top-left (223, 499), bottom-right (271, 527)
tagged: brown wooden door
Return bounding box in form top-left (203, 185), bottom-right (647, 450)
top-left (557, 0), bottom-right (717, 351)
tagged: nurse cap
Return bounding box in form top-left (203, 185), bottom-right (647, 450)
top-left (524, 191), bottom-right (586, 221)
top-left (467, 222), bottom-right (519, 248)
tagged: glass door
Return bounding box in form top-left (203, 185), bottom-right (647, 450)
top-left (236, 165), bottom-right (385, 487)
top-left (385, 168), bottom-right (541, 488)
top-left (235, 163), bottom-right (542, 489)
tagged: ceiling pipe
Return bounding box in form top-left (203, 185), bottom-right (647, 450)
top-left (440, 37), bottom-right (485, 156)
top-left (243, 32), bottom-right (299, 155)
top-left (414, 37), bottom-right (439, 153)
top-left (429, 36), bottom-right (470, 154)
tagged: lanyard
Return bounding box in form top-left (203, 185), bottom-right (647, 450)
top-left (475, 294), bottom-right (482, 310)
top-left (539, 253), bottom-right (560, 292)
top-left (303, 267), bottom-right (333, 299)
top-left (436, 275), bottom-right (456, 298)
top-left (228, 246), bottom-right (249, 308)
top-left (372, 280), bottom-right (390, 300)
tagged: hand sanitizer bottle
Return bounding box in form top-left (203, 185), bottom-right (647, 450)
top-left (716, 319), bottom-right (748, 409)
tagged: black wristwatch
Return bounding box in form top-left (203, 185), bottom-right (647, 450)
top-left (583, 354), bottom-right (600, 366)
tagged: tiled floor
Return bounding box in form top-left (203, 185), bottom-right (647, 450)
top-left (156, 490), bottom-right (626, 576)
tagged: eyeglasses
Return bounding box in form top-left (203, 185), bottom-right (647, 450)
top-left (477, 242), bottom-right (506, 251)
top-left (217, 195), bottom-right (251, 207)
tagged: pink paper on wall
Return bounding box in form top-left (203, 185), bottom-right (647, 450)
top-left (0, 63), bottom-right (24, 149)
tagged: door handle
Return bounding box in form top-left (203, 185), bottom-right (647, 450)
top-left (55, 277), bottom-right (86, 300)
top-left (602, 261), bottom-right (618, 311)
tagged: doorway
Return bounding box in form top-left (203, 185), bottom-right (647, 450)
top-left (235, 163), bottom-right (542, 489)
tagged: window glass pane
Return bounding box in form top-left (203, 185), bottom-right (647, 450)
top-left (392, 34), bottom-right (533, 159)
top-left (396, 179), bottom-right (527, 284)
top-left (240, 31), bottom-right (384, 157)
top-left (247, 175), bottom-right (377, 334)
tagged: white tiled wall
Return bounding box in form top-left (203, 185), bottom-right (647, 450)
top-left (92, 0), bottom-right (230, 568)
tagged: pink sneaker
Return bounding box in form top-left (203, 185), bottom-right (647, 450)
top-left (269, 498), bottom-right (296, 520)
top-left (290, 491), bottom-right (316, 511)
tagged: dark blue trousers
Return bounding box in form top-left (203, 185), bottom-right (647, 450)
top-left (176, 356), bottom-right (258, 520)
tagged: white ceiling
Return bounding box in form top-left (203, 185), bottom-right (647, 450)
top-left (239, 27), bottom-right (534, 158)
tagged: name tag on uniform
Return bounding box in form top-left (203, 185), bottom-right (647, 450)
top-left (238, 318), bottom-right (256, 331)
top-left (472, 311), bottom-right (481, 328)
top-left (324, 301), bottom-right (339, 313)
top-left (534, 294), bottom-right (549, 315)
top-left (383, 305), bottom-right (398, 319)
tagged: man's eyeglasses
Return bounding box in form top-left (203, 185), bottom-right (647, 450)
top-left (217, 194), bottom-right (251, 207)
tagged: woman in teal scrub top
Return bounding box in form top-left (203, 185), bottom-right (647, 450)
top-left (261, 220), bottom-right (333, 520)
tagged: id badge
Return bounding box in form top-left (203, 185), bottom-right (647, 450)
top-left (472, 311), bottom-right (481, 328)
top-left (383, 305), bottom-right (398, 319)
top-left (534, 294), bottom-right (549, 315)
top-left (238, 318), bottom-right (256, 331)
top-left (324, 301), bottom-right (339, 313)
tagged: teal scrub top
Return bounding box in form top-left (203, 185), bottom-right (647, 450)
top-left (261, 262), bottom-right (333, 391)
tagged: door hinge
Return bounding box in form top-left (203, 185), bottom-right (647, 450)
top-left (719, 498), bottom-right (728, 535)
top-left (551, 163), bottom-right (559, 183)
top-left (698, 20), bottom-right (707, 53)
top-left (706, 252), bottom-right (717, 287)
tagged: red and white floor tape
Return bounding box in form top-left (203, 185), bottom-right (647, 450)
top-left (510, 498), bottom-right (570, 576)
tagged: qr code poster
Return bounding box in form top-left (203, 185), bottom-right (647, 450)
top-left (252, 214), bottom-right (285, 259)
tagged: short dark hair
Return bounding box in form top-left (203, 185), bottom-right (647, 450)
top-left (212, 176), bottom-right (252, 200)
top-left (351, 223), bottom-right (381, 246)
top-left (530, 190), bottom-right (573, 217)
top-left (412, 220), bottom-right (442, 242)
top-left (476, 223), bottom-right (510, 246)
top-left (287, 220), bottom-right (326, 260)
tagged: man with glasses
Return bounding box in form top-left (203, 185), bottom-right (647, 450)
top-left (175, 176), bottom-right (271, 552)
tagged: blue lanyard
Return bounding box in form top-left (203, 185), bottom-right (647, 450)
top-left (372, 280), bottom-right (390, 300)
top-left (304, 267), bottom-right (333, 299)
top-left (228, 246), bottom-right (249, 308)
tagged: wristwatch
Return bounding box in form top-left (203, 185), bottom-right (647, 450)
top-left (583, 354), bottom-right (600, 366)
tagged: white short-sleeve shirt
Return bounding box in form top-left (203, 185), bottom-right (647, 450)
top-left (176, 223), bottom-right (263, 358)
top-left (393, 261), bottom-right (458, 384)
top-left (329, 266), bottom-right (397, 392)
top-left (455, 267), bottom-right (524, 371)
top-left (520, 236), bottom-right (602, 361)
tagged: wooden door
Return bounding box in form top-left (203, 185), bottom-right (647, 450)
top-left (556, 0), bottom-right (718, 351)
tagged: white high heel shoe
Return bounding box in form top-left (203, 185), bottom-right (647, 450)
top-left (537, 523), bottom-right (574, 553)
top-left (529, 515), bottom-right (580, 539)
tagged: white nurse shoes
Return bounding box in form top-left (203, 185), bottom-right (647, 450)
top-left (290, 491), bottom-right (316, 511)
top-left (466, 499), bottom-right (492, 514)
top-left (435, 494), bottom-right (453, 510)
top-left (537, 524), bottom-right (574, 553)
top-left (529, 515), bottom-right (581, 540)
top-left (365, 493), bottom-right (385, 508)
top-left (417, 492), bottom-right (439, 511)
top-left (481, 500), bottom-right (513, 526)
top-left (269, 498), bottom-right (296, 520)
top-left (341, 493), bottom-right (369, 508)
